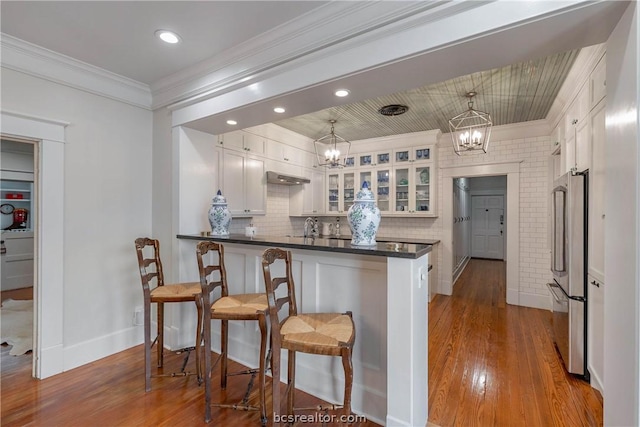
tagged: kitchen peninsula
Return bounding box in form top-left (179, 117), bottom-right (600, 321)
top-left (177, 233), bottom-right (435, 426)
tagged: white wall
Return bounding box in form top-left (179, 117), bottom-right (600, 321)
top-left (1, 68), bottom-right (153, 369)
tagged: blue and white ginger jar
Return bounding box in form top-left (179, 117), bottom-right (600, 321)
top-left (208, 190), bottom-right (231, 236)
top-left (347, 182), bottom-right (381, 246)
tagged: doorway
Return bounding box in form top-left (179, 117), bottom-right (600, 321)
top-left (442, 163), bottom-right (520, 305)
top-left (1, 138), bottom-right (37, 372)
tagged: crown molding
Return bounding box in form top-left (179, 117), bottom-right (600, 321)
top-left (154, 1), bottom-right (479, 110)
top-left (1, 34), bottom-right (152, 110)
top-left (546, 43), bottom-right (606, 129)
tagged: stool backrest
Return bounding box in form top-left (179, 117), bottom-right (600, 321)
top-left (261, 248), bottom-right (298, 331)
top-left (134, 237), bottom-right (165, 291)
top-left (196, 241), bottom-right (229, 309)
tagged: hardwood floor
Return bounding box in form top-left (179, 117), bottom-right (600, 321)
top-left (1, 341), bottom-right (378, 426)
top-left (428, 259), bottom-right (603, 426)
top-left (2, 260), bottom-right (603, 426)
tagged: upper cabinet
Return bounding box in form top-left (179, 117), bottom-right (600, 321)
top-left (222, 150), bottom-right (266, 216)
top-left (218, 131), bottom-right (265, 155)
top-left (322, 131), bottom-right (439, 217)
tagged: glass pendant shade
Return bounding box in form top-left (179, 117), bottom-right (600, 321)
top-left (449, 92), bottom-right (492, 155)
top-left (314, 120), bottom-right (351, 168)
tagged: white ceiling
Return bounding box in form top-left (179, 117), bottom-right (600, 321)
top-left (0, 1), bottom-right (629, 142)
top-left (0, 1), bottom-right (328, 84)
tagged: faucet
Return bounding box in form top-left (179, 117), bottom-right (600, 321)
top-left (304, 217), bottom-right (318, 238)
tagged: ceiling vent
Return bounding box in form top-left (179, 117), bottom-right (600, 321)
top-left (378, 104), bottom-right (409, 116)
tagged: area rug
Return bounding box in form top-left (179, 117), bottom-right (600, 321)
top-left (0, 299), bottom-right (33, 355)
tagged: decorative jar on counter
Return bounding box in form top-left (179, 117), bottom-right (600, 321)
top-left (347, 182), bottom-right (381, 246)
top-left (208, 190), bottom-right (231, 236)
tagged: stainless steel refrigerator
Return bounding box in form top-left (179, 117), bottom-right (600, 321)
top-left (547, 171), bottom-right (589, 380)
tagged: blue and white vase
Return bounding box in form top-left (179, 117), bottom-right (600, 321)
top-left (347, 182), bottom-right (381, 246)
top-left (208, 190), bottom-right (231, 236)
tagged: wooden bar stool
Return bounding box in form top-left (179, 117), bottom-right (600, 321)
top-left (261, 248), bottom-right (356, 425)
top-left (134, 237), bottom-right (202, 392)
top-left (196, 241), bottom-right (269, 425)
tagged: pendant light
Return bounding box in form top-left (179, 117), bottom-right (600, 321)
top-left (449, 91), bottom-right (492, 155)
top-left (314, 120), bottom-right (351, 168)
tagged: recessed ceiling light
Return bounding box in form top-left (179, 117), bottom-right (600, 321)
top-left (226, 120), bottom-right (238, 125)
top-left (335, 89), bottom-right (350, 97)
top-left (155, 30), bottom-right (181, 44)
top-left (273, 107), bottom-right (286, 113)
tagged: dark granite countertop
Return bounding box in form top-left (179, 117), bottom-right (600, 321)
top-left (177, 234), bottom-right (433, 259)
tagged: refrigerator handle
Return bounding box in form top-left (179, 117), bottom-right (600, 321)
top-left (546, 282), bottom-right (567, 304)
top-left (551, 186), bottom-right (567, 274)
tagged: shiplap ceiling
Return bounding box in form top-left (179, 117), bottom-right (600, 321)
top-left (274, 49), bottom-right (579, 142)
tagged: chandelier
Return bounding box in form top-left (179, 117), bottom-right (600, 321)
top-left (448, 91), bottom-right (492, 155)
top-left (314, 120), bottom-right (351, 168)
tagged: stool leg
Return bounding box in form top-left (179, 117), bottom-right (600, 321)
top-left (341, 347), bottom-right (353, 423)
top-left (221, 319), bottom-right (228, 389)
top-left (144, 299), bottom-right (152, 392)
top-left (270, 337), bottom-right (281, 426)
top-left (258, 315), bottom-right (268, 426)
top-left (157, 302), bottom-right (164, 368)
top-left (195, 299), bottom-right (203, 384)
top-left (203, 306), bottom-right (212, 423)
top-left (287, 350), bottom-right (296, 418)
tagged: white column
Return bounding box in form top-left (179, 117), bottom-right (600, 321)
top-left (386, 253), bottom-right (429, 426)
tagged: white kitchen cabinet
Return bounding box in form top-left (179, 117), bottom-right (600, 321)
top-left (290, 168), bottom-right (324, 216)
top-left (392, 164), bottom-right (434, 215)
top-left (222, 150), bottom-right (266, 216)
top-left (564, 83), bottom-right (591, 173)
top-left (326, 170), bottom-right (356, 214)
top-left (1, 231), bottom-right (34, 291)
top-left (219, 131), bottom-right (265, 155)
top-left (588, 100), bottom-right (606, 282)
top-left (356, 150), bottom-right (392, 168)
top-left (587, 273), bottom-right (605, 394)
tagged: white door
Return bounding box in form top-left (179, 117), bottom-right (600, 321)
top-left (471, 195), bottom-right (504, 260)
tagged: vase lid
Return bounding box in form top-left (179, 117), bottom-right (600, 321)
top-left (212, 189), bottom-right (228, 205)
top-left (354, 181), bottom-right (375, 202)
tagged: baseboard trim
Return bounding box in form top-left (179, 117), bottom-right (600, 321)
top-left (62, 326), bottom-right (143, 372)
top-left (37, 343), bottom-right (64, 379)
top-left (517, 291), bottom-right (551, 310)
top-left (588, 364), bottom-right (604, 395)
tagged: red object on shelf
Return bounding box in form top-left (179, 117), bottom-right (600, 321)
top-left (6, 193), bottom-right (24, 199)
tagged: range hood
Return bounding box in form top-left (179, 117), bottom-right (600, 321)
top-left (266, 171), bottom-right (310, 185)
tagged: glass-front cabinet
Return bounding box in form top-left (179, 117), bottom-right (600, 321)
top-left (343, 171), bottom-right (356, 212)
top-left (392, 165), bottom-right (432, 214)
top-left (375, 169), bottom-right (391, 213)
top-left (324, 141), bottom-right (436, 216)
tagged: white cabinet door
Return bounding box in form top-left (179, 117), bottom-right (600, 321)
top-left (222, 150), bottom-right (246, 215)
top-left (220, 131), bottom-right (244, 152)
top-left (587, 274), bottom-right (605, 394)
top-left (243, 133), bottom-right (265, 155)
top-left (588, 100), bottom-right (606, 282)
top-left (244, 156), bottom-right (266, 214)
top-left (299, 169), bottom-right (324, 215)
top-left (575, 117), bottom-right (591, 172)
top-left (222, 150), bottom-right (266, 215)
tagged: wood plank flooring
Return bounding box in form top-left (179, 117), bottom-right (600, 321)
top-left (428, 259), bottom-right (603, 426)
top-left (1, 338), bottom-right (378, 426)
top-left (2, 260), bottom-right (603, 426)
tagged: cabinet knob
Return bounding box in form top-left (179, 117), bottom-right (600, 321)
top-left (590, 280), bottom-right (600, 287)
